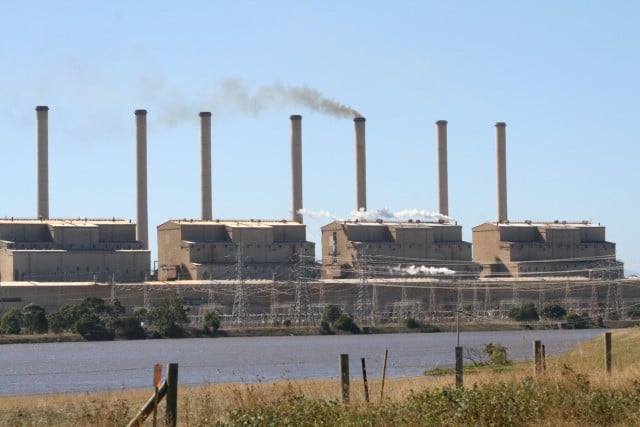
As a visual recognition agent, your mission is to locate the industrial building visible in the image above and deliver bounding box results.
[473,220,622,278]
[157,219,314,280]
[0,218,150,282]
[0,106,150,283]
[321,219,480,279]
[471,122,623,278]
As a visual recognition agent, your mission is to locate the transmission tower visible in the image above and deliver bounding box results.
[429,286,437,317]
[355,246,373,325]
[484,285,492,311]
[538,283,546,309]
[589,282,599,317]
[231,244,249,326]
[293,252,314,326]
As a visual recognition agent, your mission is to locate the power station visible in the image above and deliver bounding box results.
[0,105,630,324]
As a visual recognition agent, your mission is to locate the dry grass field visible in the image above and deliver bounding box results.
[1,329,640,426]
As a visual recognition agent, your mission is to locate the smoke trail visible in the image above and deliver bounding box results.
[217,79,361,118]
[349,208,454,222]
[390,265,456,276]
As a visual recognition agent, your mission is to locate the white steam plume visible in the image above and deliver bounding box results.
[297,208,335,220]
[349,208,454,222]
[390,265,456,276]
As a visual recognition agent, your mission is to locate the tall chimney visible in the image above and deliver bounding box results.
[496,122,508,223]
[436,120,448,217]
[200,112,213,221]
[135,109,149,249]
[36,106,49,219]
[354,117,367,212]
[290,115,303,223]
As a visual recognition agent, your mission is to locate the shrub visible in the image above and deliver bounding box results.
[333,314,361,334]
[0,308,23,334]
[405,317,420,329]
[483,342,510,366]
[74,314,115,341]
[203,309,222,336]
[147,294,190,337]
[22,303,48,334]
[540,303,567,320]
[508,303,539,321]
[322,304,342,325]
[113,316,146,339]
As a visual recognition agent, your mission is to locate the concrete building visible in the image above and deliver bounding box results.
[157,219,315,281]
[472,221,623,278]
[0,218,150,282]
[321,219,480,279]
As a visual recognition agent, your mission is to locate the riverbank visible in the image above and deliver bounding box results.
[2,318,625,344]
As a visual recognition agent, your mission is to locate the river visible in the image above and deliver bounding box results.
[0,329,604,396]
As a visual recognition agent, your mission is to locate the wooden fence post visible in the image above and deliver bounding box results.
[340,354,350,404]
[533,340,542,376]
[455,346,463,389]
[379,349,388,404]
[165,363,179,427]
[604,332,612,373]
[361,357,370,403]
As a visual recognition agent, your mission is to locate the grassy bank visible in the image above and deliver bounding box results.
[2,328,640,426]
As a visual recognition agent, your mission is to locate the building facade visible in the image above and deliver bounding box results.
[157,219,315,281]
[0,218,150,283]
[320,219,480,279]
[472,221,623,278]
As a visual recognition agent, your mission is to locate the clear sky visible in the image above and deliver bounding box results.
[2,1,639,273]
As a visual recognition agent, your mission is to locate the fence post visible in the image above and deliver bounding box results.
[455,346,463,389]
[340,354,350,404]
[604,332,612,373]
[165,363,179,427]
[361,357,370,403]
[379,349,388,404]
[533,340,542,376]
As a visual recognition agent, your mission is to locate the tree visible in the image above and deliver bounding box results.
[405,317,420,329]
[74,314,115,341]
[508,303,539,322]
[203,309,221,336]
[113,316,146,339]
[148,294,190,338]
[333,314,361,334]
[566,312,590,329]
[322,304,342,326]
[22,303,48,334]
[0,308,23,334]
[540,304,567,320]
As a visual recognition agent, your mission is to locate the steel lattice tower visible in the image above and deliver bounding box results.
[231,244,249,326]
[293,253,314,326]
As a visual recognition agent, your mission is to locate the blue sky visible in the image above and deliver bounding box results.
[1,1,639,272]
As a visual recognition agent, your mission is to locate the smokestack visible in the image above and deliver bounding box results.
[496,122,508,223]
[290,115,303,223]
[36,106,49,219]
[200,112,213,221]
[436,120,448,217]
[135,109,149,250]
[354,117,367,211]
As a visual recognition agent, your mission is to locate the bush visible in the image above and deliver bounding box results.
[74,315,115,341]
[405,317,420,329]
[147,294,190,337]
[508,303,539,321]
[322,304,342,325]
[484,342,510,366]
[22,303,48,334]
[0,308,23,334]
[333,314,361,334]
[203,309,221,336]
[566,312,590,329]
[113,316,146,339]
[540,303,567,320]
